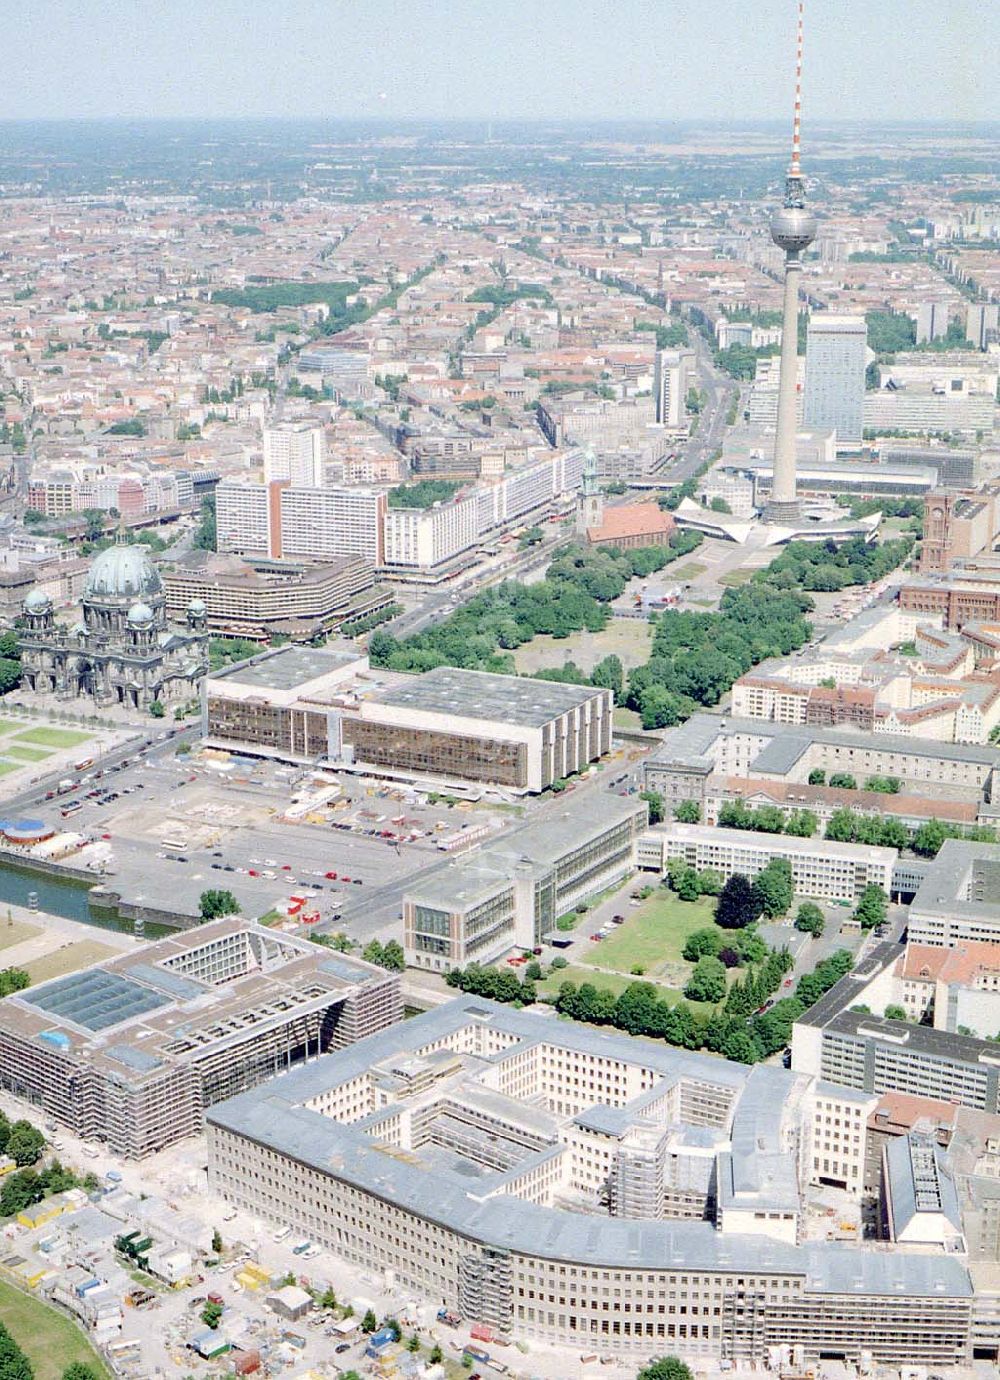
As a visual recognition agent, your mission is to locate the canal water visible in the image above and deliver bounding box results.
[0,860,172,938]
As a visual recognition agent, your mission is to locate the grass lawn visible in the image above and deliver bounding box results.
[0,762,19,777]
[538,964,636,999]
[513,619,653,675]
[0,720,22,736]
[0,1278,110,1380]
[15,727,91,749]
[612,707,643,731]
[718,568,755,587]
[582,893,718,974]
[0,919,41,951]
[4,745,54,762]
[25,940,117,984]
[670,561,707,580]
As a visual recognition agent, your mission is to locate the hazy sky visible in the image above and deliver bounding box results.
[4,0,996,124]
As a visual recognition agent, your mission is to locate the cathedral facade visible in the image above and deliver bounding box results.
[19,542,208,711]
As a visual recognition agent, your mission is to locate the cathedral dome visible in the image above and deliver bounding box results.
[187,597,206,616]
[85,544,162,601]
[24,587,52,613]
[127,601,154,626]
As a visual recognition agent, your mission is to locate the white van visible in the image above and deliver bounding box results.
[272,1225,291,1242]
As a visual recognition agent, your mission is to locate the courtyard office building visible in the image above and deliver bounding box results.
[208,1000,972,1368]
[0,919,401,1158]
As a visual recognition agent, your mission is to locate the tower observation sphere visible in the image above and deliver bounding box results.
[771,205,817,254]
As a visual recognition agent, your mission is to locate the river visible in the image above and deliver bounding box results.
[0,860,172,938]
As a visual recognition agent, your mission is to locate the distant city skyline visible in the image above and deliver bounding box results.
[5,0,996,124]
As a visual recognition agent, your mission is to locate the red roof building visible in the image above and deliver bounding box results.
[587,501,675,550]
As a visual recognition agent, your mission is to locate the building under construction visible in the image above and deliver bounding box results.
[0,918,401,1157]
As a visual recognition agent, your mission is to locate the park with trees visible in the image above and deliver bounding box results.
[367,522,916,740]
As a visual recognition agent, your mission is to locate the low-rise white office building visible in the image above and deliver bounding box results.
[637,822,896,902]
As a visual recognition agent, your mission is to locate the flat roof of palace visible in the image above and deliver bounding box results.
[369,666,605,726]
[212,644,361,690]
[207,998,971,1296]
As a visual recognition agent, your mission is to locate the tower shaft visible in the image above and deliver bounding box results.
[763,0,815,526]
[766,250,804,522]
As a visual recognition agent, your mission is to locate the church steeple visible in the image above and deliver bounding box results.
[577,447,604,534]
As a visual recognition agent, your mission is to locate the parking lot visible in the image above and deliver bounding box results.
[15,739,527,940]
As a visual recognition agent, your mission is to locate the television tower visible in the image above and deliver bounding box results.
[764,1,817,524]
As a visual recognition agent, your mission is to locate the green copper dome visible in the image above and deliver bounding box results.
[85,544,162,600]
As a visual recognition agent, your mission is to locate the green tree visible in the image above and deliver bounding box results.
[751,858,793,919]
[682,928,722,962]
[673,799,700,824]
[638,1358,693,1380]
[720,1027,761,1064]
[0,1167,42,1218]
[794,902,825,937]
[201,1301,223,1330]
[684,956,727,1004]
[381,940,406,971]
[79,508,106,541]
[697,868,723,896]
[0,660,22,695]
[865,775,901,794]
[6,1123,44,1167]
[148,700,165,719]
[591,654,624,701]
[63,1366,102,1380]
[211,1229,223,1255]
[429,1345,443,1365]
[733,928,768,966]
[0,969,29,998]
[363,939,385,967]
[361,1309,378,1334]
[198,889,240,921]
[675,866,701,902]
[785,809,818,838]
[854,883,888,931]
[828,772,857,790]
[912,818,948,857]
[0,1322,34,1380]
[193,495,217,551]
[884,1004,907,1021]
[807,768,826,785]
[639,789,665,825]
[716,873,759,930]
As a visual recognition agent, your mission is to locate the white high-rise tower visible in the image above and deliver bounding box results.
[262,421,326,488]
[764,1,817,525]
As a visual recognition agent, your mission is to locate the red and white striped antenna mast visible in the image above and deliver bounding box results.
[785,1,806,206]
